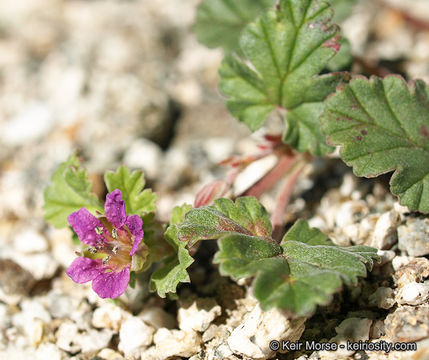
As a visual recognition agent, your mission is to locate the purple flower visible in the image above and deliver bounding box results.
[66,189,145,298]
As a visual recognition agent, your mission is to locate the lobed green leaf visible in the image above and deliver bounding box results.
[193,0,275,53]
[321,75,429,213]
[43,154,103,228]
[104,166,157,216]
[219,0,345,155]
[177,197,272,246]
[150,204,194,297]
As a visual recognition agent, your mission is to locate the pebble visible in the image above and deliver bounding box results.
[14,253,59,280]
[56,321,80,352]
[0,258,35,305]
[13,228,49,253]
[370,211,399,249]
[178,297,222,332]
[76,329,113,353]
[139,307,176,330]
[1,103,54,146]
[123,138,163,179]
[118,316,154,357]
[98,348,124,360]
[92,303,130,331]
[368,287,395,309]
[334,317,373,341]
[396,281,429,306]
[398,218,429,256]
[334,200,368,227]
[385,305,429,342]
[227,304,306,359]
[154,328,201,358]
[35,342,63,360]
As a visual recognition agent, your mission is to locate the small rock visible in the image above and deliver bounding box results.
[76,329,113,353]
[92,303,130,331]
[12,299,51,338]
[376,250,395,266]
[98,348,124,360]
[1,103,54,146]
[334,201,369,227]
[0,258,35,304]
[154,328,201,358]
[203,137,234,164]
[368,287,395,309]
[394,258,429,286]
[391,255,412,271]
[370,211,399,249]
[14,253,59,280]
[396,281,429,306]
[118,316,154,357]
[334,318,373,342]
[35,342,63,360]
[13,228,48,253]
[370,319,385,339]
[398,217,429,256]
[385,305,429,342]
[139,307,176,330]
[178,298,222,332]
[56,321,80,352]
[123,138,163,179]
[227,304,306,359]
[29,318,44,347]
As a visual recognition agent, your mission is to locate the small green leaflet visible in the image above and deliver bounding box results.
[321,75,429,213]
[43,154,103,228]
[104,166,156,216]
[177,198,379,316]
[219,0,345,155]
[177,197,272,246]
[193,0,275,53]
[150,204,194,297]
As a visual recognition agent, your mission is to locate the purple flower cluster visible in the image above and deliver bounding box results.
[66,189,144,298]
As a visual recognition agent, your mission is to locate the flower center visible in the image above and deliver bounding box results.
[86,223,134,270]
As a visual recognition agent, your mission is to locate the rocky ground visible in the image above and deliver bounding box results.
[0,0,428,359]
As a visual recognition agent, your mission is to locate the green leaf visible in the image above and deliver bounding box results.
[150,204,194,297]
[177,197,272,246]
[281,219,333,245]
[329,0,356,23]
[219,0,345,154]
[43,154,103,228]
[193,0,275,53]
[321,75,429,213]
[211,215,379,316]
[283,103,334,155]
[105,166,157,216]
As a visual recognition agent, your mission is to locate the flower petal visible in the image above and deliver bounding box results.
[68,208,105,246]
[105,189,127,228]
[125,215,143,256]
[92,267,130,298]
[66,257,102,284]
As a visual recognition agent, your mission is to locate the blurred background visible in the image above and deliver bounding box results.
[0,0,428,358]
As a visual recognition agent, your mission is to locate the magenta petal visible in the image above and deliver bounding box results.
[125,215,143,256]
[105,189,127,228]
[66,257,102,284]
[92,267,130,298]
[68,208,105,246]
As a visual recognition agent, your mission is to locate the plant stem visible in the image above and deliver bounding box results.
[271,159,308,242]
[240,153,297,198]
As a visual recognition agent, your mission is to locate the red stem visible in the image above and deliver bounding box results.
[239,153,297,198]
[271,161,307,242]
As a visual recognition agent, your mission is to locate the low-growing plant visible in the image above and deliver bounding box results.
[44,0,428,318]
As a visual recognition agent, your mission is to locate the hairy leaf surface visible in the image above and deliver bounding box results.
[44,154,103,228]
[321,76,429,212]
[105,166,156,216]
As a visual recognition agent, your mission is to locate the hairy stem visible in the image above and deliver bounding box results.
[271,159,308,242]
[240,152,297,198]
